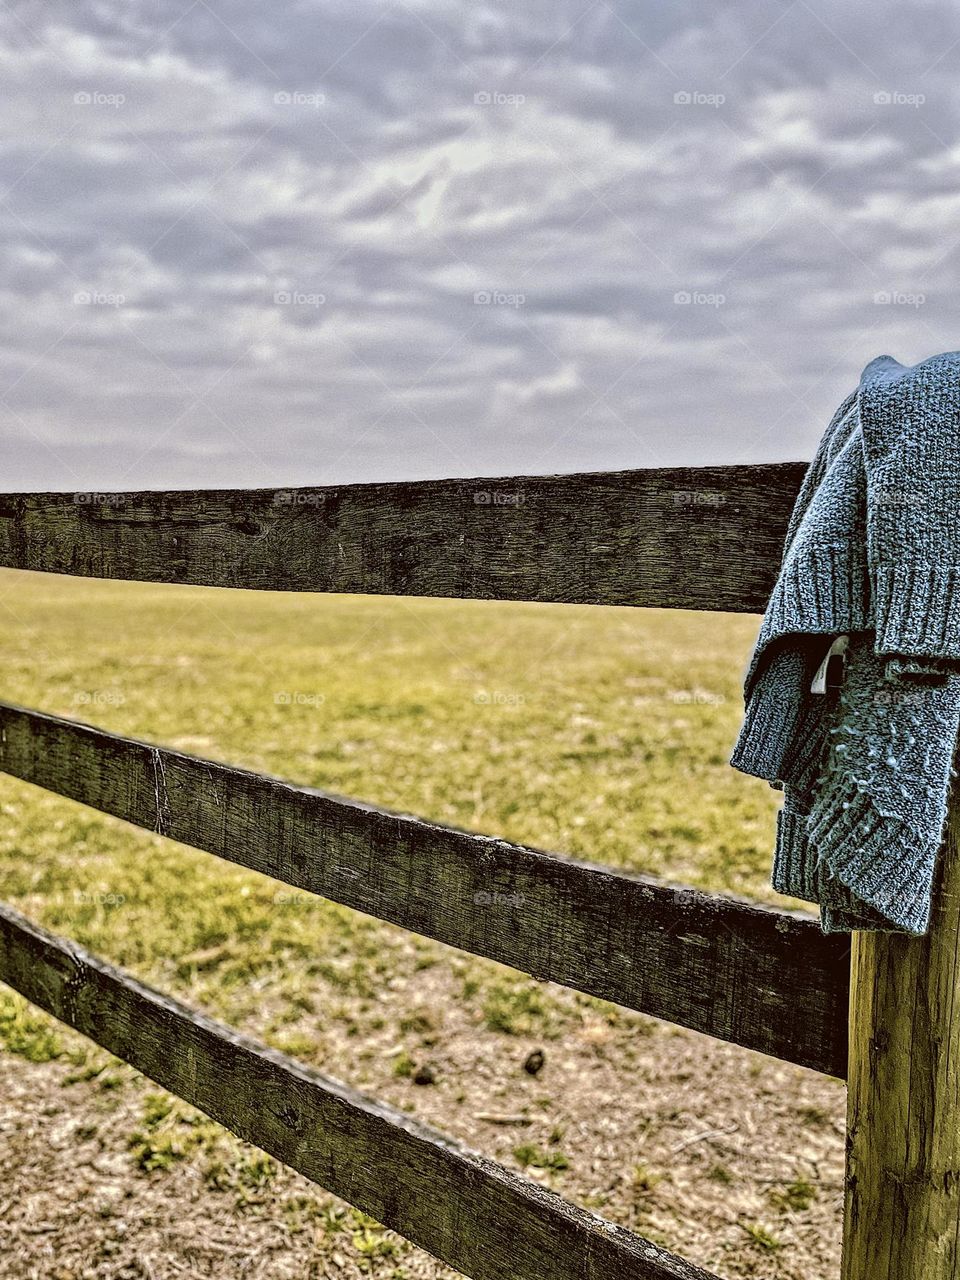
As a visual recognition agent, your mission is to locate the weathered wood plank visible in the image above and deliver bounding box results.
[0,463,806,611]
[0,901,718,1280]
[842,795,960,1278]
[0,702,850,1075]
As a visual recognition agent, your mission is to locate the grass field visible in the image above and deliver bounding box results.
[0,570,842,1280]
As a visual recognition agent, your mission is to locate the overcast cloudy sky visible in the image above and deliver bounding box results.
[2,0,959,490]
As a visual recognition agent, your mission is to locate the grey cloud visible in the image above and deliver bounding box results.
[2,0,960,489]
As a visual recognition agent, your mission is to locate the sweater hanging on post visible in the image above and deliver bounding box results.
[731,351,960,935]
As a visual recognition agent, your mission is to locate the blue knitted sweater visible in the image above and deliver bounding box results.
[731,352,960,934]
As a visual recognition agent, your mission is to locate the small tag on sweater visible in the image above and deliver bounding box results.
[811,635,849,694]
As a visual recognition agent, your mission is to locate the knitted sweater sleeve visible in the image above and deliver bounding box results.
[858,352,960,667]
[780,388,858,565]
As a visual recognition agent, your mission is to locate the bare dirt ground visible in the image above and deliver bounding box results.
[0,588,845,1278]
[0,985,845,1280]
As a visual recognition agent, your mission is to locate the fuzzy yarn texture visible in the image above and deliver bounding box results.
[731,351,960,934]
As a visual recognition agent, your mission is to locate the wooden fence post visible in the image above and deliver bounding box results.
[842,794,960,1279]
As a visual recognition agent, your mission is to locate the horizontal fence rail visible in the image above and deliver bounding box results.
[0,463,806,612]
[0,901,718,1280]
[0,702,850,1076]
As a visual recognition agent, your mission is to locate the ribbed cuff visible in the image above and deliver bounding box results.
[874,563,960,662]
[780,707,830,792]
[730,687,797,780]
[819,899,893,934]
[772,800,820,903]
[757,543,871,650]
[805,778,937,935]
[819,880,901,931]
[817,862,899,933]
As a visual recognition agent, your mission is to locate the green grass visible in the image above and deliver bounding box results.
[512,1143,571,1173]
[482,977,559,1036]
[0,569,787,1054]
[740,1221,784,1252]
[770,1177,818,1213]
[0,991,63,1062]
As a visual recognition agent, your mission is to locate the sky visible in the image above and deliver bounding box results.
[2,0,960,491]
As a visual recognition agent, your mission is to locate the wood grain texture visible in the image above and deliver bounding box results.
[0,701,850,1076]
[0,463,806,611]
[0,901,719,1280]
[842,799,960,1279]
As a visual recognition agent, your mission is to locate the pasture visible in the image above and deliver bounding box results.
[0,569,843,1279]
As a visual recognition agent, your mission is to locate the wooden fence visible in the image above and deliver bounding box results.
[0,464,955,1279]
